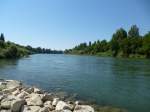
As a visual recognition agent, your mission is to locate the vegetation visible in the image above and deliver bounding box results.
[65,25,150,58]
[0,33,63,59]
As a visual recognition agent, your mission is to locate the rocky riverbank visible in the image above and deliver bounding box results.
[0,79,95,112]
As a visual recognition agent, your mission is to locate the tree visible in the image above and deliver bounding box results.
[0,33,5,48]
[4,45,19,58]
[115,28,127,41]
[128,25,139,38]
[142,32,150,58]
[127,25,141,54]
[111,34,119,57]
[89,41,91,47]
[0,33,5,42]
[121,38,131,57]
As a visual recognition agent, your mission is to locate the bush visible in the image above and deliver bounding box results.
[4,45,19,58]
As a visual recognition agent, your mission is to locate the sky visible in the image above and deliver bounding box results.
[0,0,150,50]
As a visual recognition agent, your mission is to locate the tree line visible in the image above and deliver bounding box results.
[65,25,150,58]
[0,34,63,59]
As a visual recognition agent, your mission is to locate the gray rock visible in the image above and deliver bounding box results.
[56,101,74,110]
[17,91,29,99]
[42,93,53,102]
[1,97,13,109]
[52,110,72,112]
[44,101,52,106]
[12,89,20,96]
[21,105,30,112]
[39,106,50,112]
[34,87,42,94]
[21,105,41,112]
[24,87,34,94]
[6,80,21,90]
[29,106,41,112]
[11,98,25,112]
[0,95,5,101]
[74,105,94,112]
[1,100,12,109]
[52,98,59,106]
[44,101,55,111]
[26,93,43,106]
[0,110,11,112]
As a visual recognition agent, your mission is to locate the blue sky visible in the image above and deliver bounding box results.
[0,0,150,50]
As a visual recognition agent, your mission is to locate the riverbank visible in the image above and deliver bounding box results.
[0,79,127,112]
[65,52,146,59]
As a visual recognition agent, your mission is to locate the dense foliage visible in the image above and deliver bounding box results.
[65,25,150,58]
[0,34,63,59]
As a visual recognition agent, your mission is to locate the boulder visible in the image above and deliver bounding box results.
[21,105,30,112]
[11,98,25,112]
[39,106,50,112]
[52,98,59,106]
[12,89,20,96]
[1,98,12,109]
[42,93,53,101]
[34,87,42,94]
[74,105,94,112]
[26,93,43,106]
[44,101,52,106]
[0,110,11,112]
[29,106,41,112]
[0,94,5,101]
[17,91,29,99]
[52,110,72,112]
[6,80,21,90]
[21,105,41,112]
[44,101,55,111]
[56,101,74,110]
[1,100,12,109]
[24,87,34,94]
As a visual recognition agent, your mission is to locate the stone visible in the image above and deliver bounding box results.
[21,105,30,112]
[30,106,41,112]
[42,93,53,102]
[39,106,50,112]
[52,98,59,106]
[62,110,72,112]
[6,80,21,90]
[0,96,16,110]
[1,100,12,109]
[17,91,29,99]
[52,110,72,112]
[21,105,41,112]
[34,87,42,94]
[26,93,43,106]
[0,95,5,101]
[24,87,34,94]
[74,105,94,112]
[44,101,52,106]
[0,110,11,112]
[44,101,55,111]
[11,98,25,112]
[56,101,74,110]
[0,81,7,86]
[12,89,20,96]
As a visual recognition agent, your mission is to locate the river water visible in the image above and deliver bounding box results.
[0,54,150,112]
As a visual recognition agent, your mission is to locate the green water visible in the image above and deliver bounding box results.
[0,54,150,112]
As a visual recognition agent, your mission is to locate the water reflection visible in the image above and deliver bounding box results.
[0,59,18,68]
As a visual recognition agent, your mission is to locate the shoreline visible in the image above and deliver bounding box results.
[0,79,127,112]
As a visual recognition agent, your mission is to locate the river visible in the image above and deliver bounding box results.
[0,54,150,112]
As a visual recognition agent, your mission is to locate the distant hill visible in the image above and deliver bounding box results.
[0,33,63,59]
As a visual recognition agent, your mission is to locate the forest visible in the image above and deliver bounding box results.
[0,34,63,59]
[65,25,150,58]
